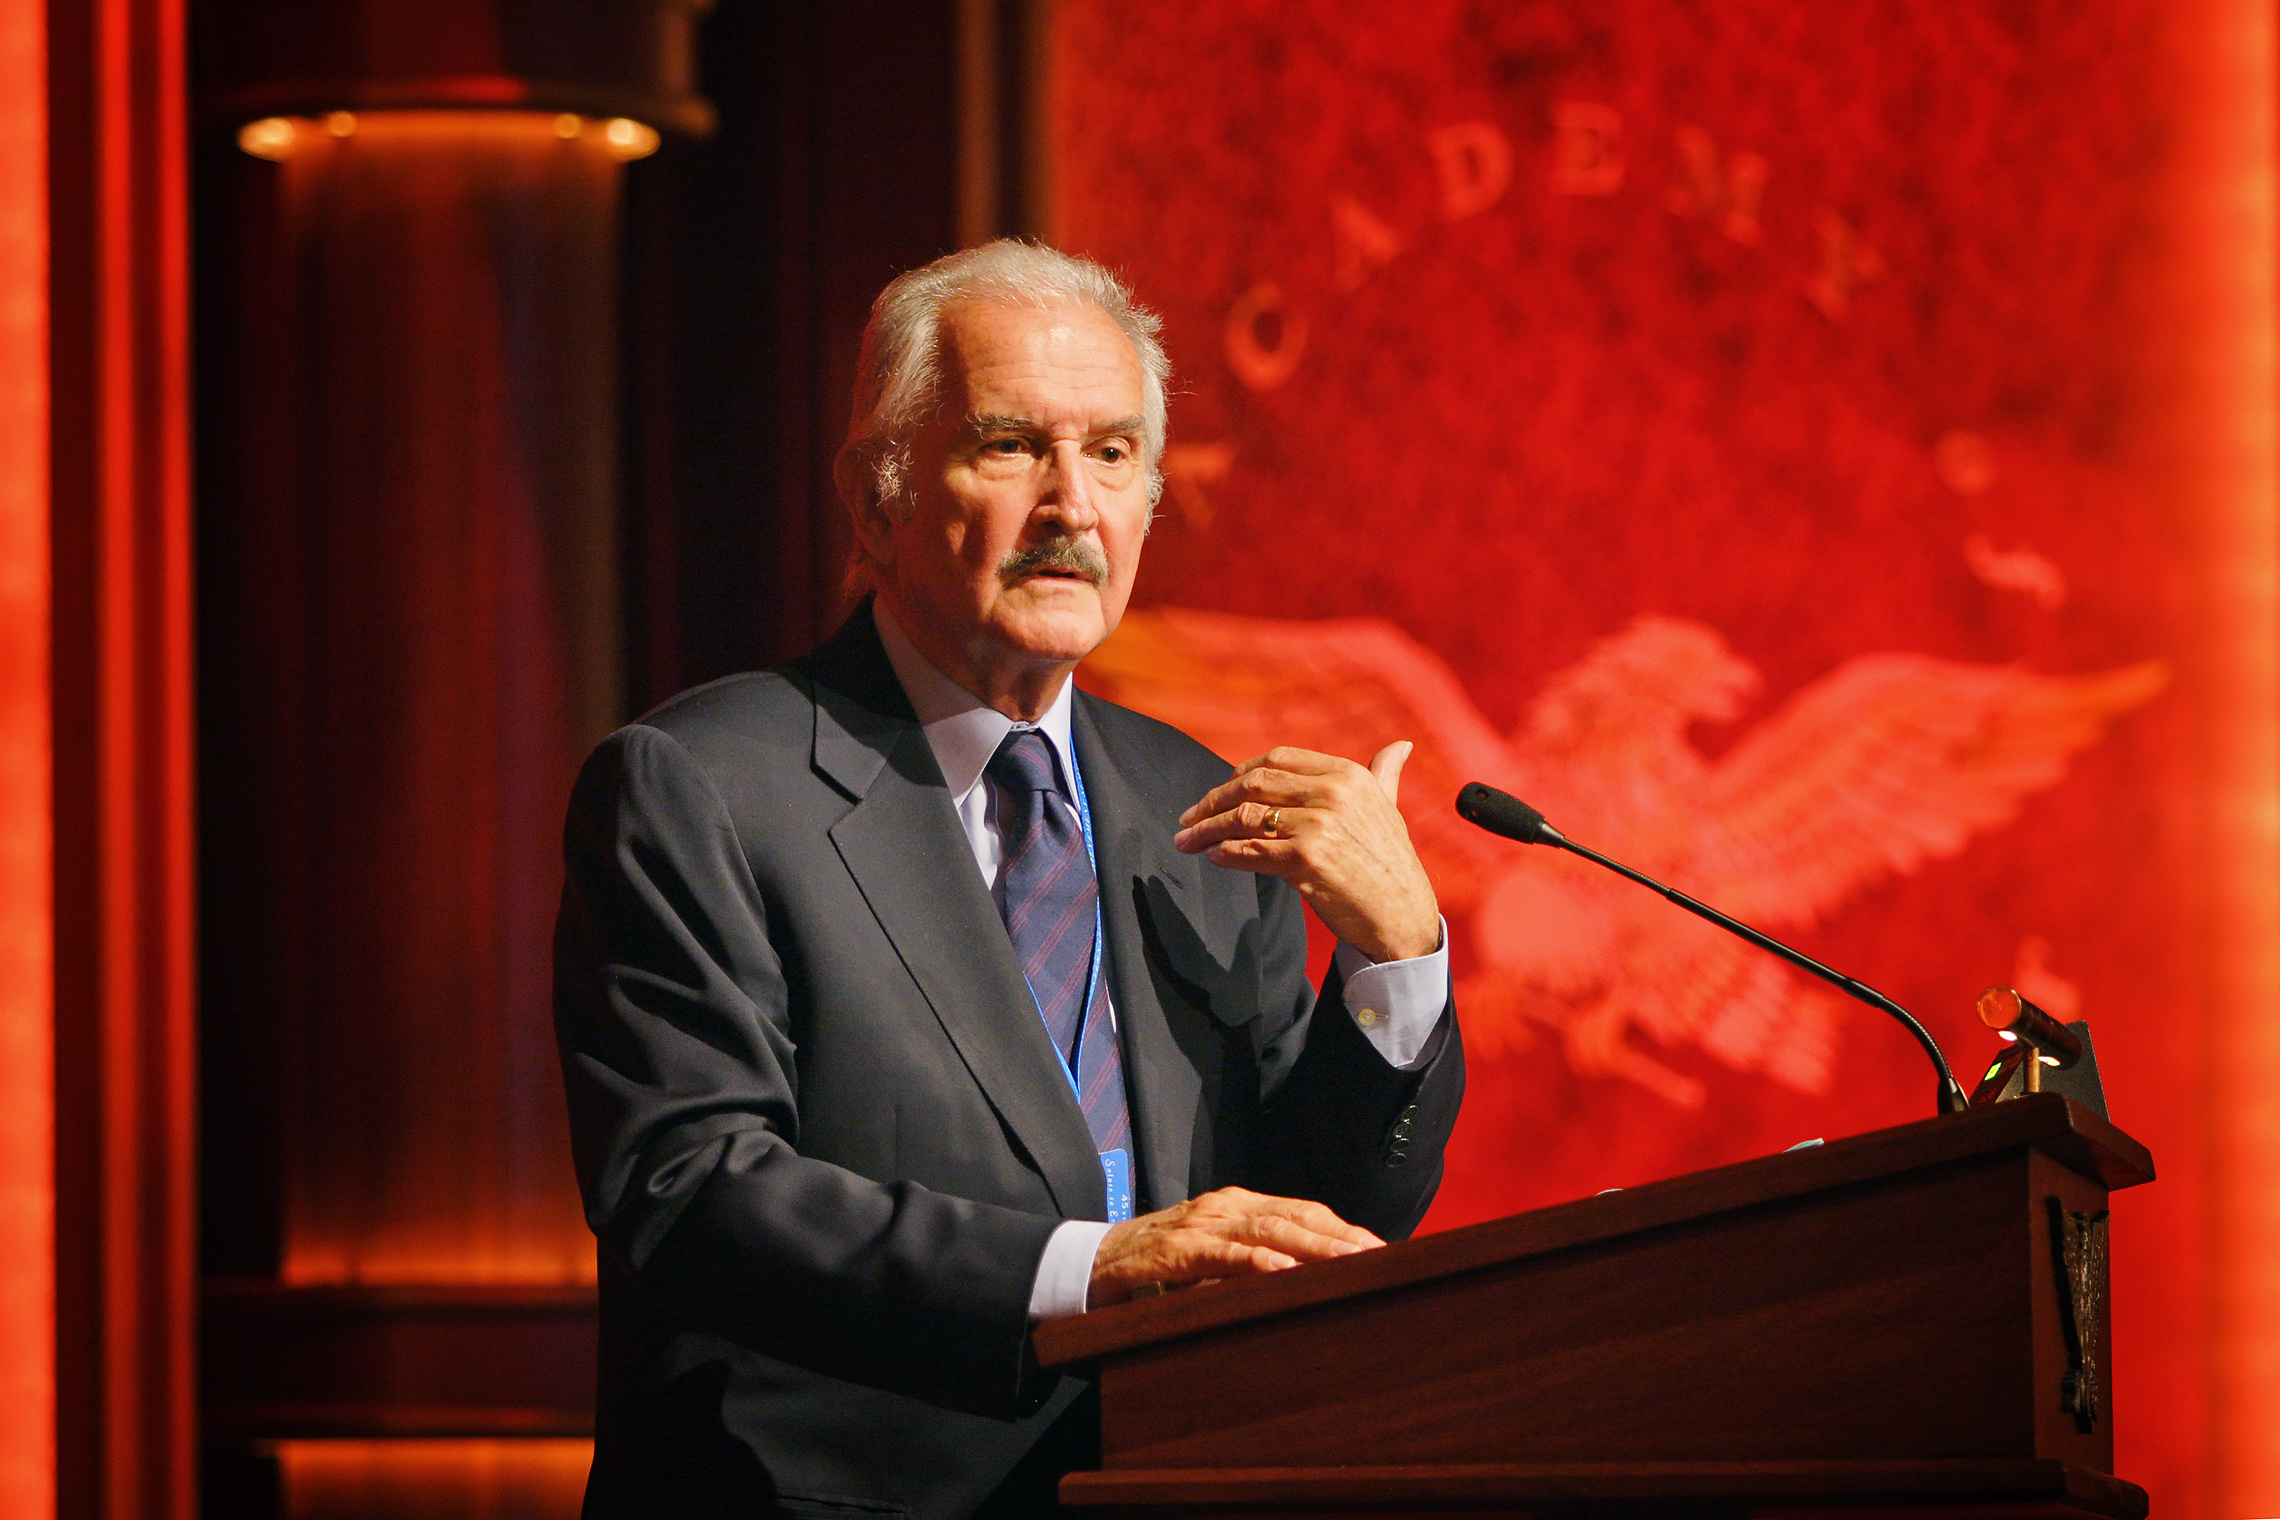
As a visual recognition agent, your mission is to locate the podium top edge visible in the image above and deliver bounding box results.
[1033,1094,2151,1372]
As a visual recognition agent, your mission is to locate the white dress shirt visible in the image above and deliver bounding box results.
[872,604,1450,1319]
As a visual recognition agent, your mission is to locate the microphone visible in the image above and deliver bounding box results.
[1975,986,2081,1068]
[1456,782,1972,1116]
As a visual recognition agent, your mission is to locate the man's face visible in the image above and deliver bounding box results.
[866,299,1151,683]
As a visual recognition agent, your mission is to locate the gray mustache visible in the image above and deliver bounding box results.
[999,537,1108,586]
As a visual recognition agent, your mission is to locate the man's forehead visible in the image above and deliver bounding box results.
[937,298,1142,391]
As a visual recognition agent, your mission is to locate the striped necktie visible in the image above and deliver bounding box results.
[986,729,1131,1159]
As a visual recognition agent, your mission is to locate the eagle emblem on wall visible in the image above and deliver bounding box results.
[1081,611,2166,1108]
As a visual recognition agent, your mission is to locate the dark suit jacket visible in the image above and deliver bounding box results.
[554,606,1463,1520]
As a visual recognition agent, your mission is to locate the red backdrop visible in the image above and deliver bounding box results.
[1052,4,2280,1515]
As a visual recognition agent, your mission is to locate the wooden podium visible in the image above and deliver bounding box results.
[1032,1093,2152,1518]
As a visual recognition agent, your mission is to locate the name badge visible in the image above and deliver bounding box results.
[1100,1148,1133,1224]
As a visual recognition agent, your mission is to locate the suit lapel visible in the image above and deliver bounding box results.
[1073,697,1203,1214]
[808,611,1106,1221]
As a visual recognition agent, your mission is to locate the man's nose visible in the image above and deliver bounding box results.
[1034,439,1100,531]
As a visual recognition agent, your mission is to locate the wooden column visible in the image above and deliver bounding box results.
[237,112,627,1292]
[48,0,198,1515]
[196,106,646,1450]
[192,4,709,1515]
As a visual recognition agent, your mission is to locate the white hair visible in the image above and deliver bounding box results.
[838,240,1171,525]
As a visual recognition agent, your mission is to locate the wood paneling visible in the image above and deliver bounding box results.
[203,1283,596,1439]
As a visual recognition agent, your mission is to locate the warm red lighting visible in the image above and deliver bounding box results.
[2189,2,2280,1510]
[237,110,663,167]
[236,116,295,161]
[1048,3,2280,1515]
[0,2,50,1515]
[282,1246,596,1291]
[600,117,659,161]
[278,1440,592,1516]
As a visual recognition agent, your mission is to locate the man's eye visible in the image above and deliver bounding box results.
[1097,444,1128,464]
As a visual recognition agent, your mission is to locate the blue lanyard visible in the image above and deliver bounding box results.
[1067,739,1107,1072]
[1062,740,1131,1222]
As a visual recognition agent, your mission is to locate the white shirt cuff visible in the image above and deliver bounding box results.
[1027,1218,1115,1322]
[1332,916,1451,1071]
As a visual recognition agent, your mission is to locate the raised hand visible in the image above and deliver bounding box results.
[1173,741,1440,963]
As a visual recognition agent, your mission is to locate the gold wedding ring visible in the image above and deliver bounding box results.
[1263,807,1284,838]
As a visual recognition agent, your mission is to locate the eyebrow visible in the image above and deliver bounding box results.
[959,413,1148,444]
[960,414,1036,441]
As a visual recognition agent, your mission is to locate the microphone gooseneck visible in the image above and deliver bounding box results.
[1456,782,1972,1117]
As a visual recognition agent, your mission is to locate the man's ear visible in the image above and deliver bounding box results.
[833,445,894,567]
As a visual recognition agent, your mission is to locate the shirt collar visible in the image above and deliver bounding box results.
[872,599,1079,801]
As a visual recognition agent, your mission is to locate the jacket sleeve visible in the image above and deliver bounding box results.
[1245,873,1465,1241]
[553,723,1061,1417]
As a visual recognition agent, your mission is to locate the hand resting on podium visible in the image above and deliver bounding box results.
[1087,1186,1385,1309]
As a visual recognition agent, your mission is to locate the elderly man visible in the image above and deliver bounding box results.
[555,241,1463,1519]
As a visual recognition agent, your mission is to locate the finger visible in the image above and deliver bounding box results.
[1172,1236,1297,1278]
[1368,740,1414,805]
[1246,1213,1373,1261]
[1261,1198,1385,1249]
[1198,838,1304,875]
[1101,1242,1286,1302]
[1178,768,1330,827]
[1249,1194,1386,1257]
[1176,801,1309,851]
[1229,746,1345,779]
[1258,1203,1377,1248]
